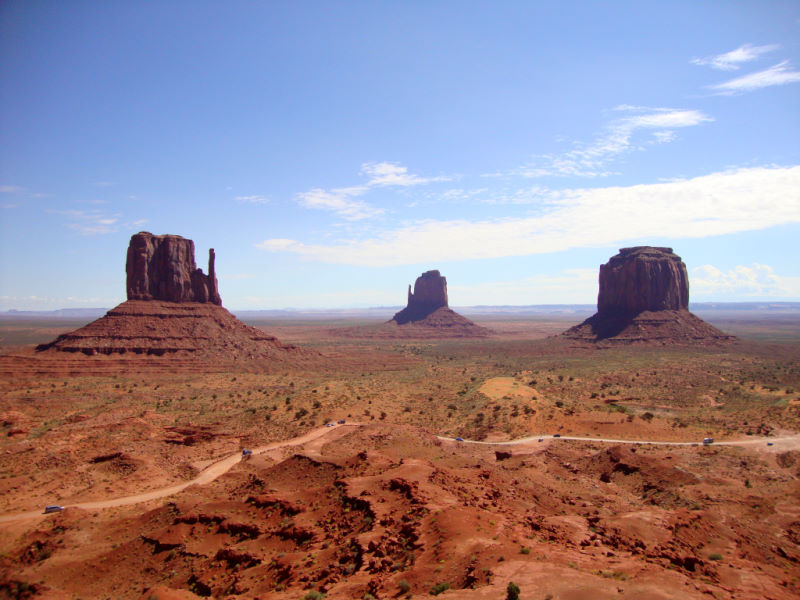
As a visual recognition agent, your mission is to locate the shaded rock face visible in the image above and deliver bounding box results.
[561,247,734,344]
[126,232,221,305]
[393,270,449,324]
[598,247,689,314]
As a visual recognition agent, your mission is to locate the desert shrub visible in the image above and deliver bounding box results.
[506,581,521,600]
[303,592,326,600]
[709,553,723,561]
[397,579,411,593]
[641,412,654,421]
[429,582,449,595]
[520,546,530,554]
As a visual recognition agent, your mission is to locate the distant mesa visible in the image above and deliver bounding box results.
[392,270,449,324]
[330,269,490,338]
[562,246,735,344]
[36,232,304,361]
[386,270,490,337]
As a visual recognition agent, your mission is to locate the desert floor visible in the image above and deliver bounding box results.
[1,313,798,599]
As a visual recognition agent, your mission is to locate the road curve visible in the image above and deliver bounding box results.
[0,422,360,524]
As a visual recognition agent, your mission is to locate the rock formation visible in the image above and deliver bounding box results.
[598,247,688,313]
[392,270,449,324]
[562,247,734,344]
[36,233,306,362]
[126,232,220,304]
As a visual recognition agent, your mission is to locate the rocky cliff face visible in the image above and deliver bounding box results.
[598,247,688,314]
[393,270,449,324]
[126,232,221,305]
[562,246,733,344]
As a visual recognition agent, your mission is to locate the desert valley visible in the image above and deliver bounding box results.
[0,234,798,600]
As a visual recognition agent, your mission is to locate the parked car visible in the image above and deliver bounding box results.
[337,419,346,424]
[702,437,714,445]
[767,442,774,446]
[455,437,464,442]
[44,505,64,514]
[241,449,252,458]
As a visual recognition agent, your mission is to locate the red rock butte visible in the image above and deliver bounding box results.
[562,246,735,344]
[35,232,304,361]
[388,270,489,337]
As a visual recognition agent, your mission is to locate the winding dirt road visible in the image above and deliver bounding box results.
[3,423,796,525]
[0,422,360,525]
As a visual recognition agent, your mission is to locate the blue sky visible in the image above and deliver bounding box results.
[1,1,799,310]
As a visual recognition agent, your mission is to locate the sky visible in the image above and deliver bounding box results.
[1,1,799,311]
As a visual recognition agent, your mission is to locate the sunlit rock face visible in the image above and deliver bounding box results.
[126,232,221,305]
[598,246,689,314]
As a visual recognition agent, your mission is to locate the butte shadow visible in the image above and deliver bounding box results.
[35,232,307,362]
[561,247,735,345]
[332,270,490,339]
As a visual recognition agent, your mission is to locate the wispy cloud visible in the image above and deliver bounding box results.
[691,43,778,71]
[51,209,121,235]
[0,185,25,194]
[509,107,712,178]
[708,61,800,94]
[235,195,270,205]
[257,165,800,266]
[295,161,452,220]
[692,263,800,298]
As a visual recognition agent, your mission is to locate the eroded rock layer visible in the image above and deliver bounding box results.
[392,270,449,324]
[126,232,221,305]
[35,301,303,360]
[563,247,734,344]
[598,246,688,313]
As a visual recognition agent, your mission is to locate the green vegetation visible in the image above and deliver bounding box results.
[506,581,521,600]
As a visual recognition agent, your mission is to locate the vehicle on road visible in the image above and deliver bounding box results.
[326,422,335,427]
[553,434,561,438]
[337,419,346,424]
[44,505,64,514]
[538,438,543,442]
[455,437,464,442]
[702,437,714,445]
[241,449,252,458]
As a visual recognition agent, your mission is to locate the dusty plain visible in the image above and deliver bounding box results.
[1,311,799,600]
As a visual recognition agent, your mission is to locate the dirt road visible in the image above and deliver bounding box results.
[437,432,800,449]
[0,422,360,524]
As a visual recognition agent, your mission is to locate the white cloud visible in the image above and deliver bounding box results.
[295,162,452,220]
[513,107,712,178]
[0,185,24,194]
[49,209,120,235]
[50,209,142,235]
[691,43,778,71]
[692,263,800,298]
[257,165,800,266]
[709,61,800,94]
[235,195,270,205]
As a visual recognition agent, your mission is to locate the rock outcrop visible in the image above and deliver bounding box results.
[36,233,307,362]
[598,247,688,313]
[126,232,220,305]
[392,270,449,324]
[562,247,734,344]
